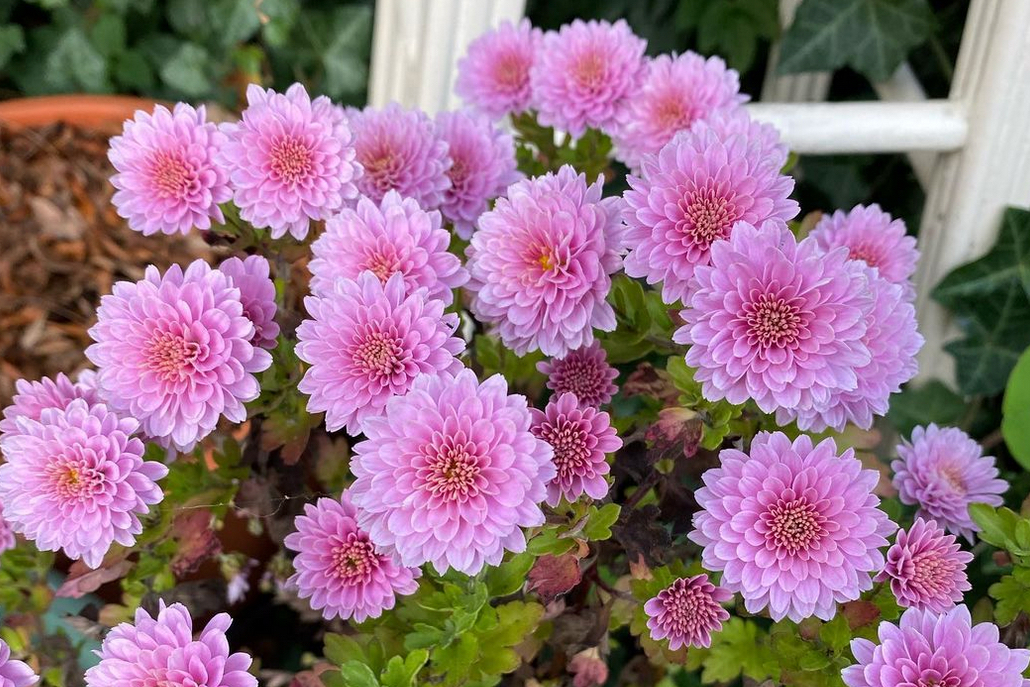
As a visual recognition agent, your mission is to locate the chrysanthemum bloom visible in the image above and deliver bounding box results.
[537,341,619,407]
[623,122,799,305]
[435,110,521,239]
[841,605,1030,687]
[892,424,1007,541]
[675,223,872,414]
[307,191,467,303]
[108,103,230,236]
[691,432,896,622]
[568,648,608,687]
[698,106,789,171]
[0,502,14,556]
[613,52,746,171]
[284,493,420,622]
[296,271,464,435]
[530,393,620,507]
[645,574,731,650]
[776,265,923,432]
[466,166,623,357]
[86,260,271,453]
[0,399,167,568]
[0,639,36,687]
[875,517,972,613]
[350,369,556,574]
[347,103,451,208]
[531,19,646,137]
[0,372,98,439]
[455,19,542,119]
[218,255,280,350]
[85,602,256,687]
[218,83,360,240]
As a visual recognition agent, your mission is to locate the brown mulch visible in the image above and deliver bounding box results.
[0,121,212,408]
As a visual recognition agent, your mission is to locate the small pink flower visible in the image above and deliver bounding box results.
[0,501,14,557]
[645,575,731,650]
[456,19,542,119]
[0,372,98,439]
[217,255,280,350]
[537,341,619,408]
[568,648,608,687]
[876,517,972,613]
[0,639,37,687]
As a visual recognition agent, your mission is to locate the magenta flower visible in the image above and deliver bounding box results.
[613,52,746,171]
[466,166,623,357]
[456,19,542,119]
[285,493,420,622]
[691,432,895,622]
[109,103,230,236]
[537,341,619,408]
[296,271,464,435]
[530,393,620,507]
[531,20,646,137]
[675,223,872,414]
[85,601,256,687]
[0,372,98,439]
[350,369,555,575]
[435,109,521,239]
[842,605,1030,687]
[0,399,167,569]
[623,122,799,305]
[0,639,36,687]
[218,255,280,350]
[347,103,452,209]
[892,424,1007,541]
[876,517,972,613]
[645,575,731,650]
[0,501,13,556]
[86,260,271,453]
[307,191,467,303]
[218,83,360,240]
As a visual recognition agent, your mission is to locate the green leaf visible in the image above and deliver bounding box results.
[934,208,1030,304]
[259,0,300,46]
[432,632,477,686]
[777,0,934,82]
[484,552,534,596]
[582,503,621,541]
[970,503,1026,553]
[1003,346,1030,470]
[702,618,776,683]
[208,0,262,47]
[819,614,853,653]
[160,42,213,96]
[989,566,1030,625]
[338,661,381,687]
[45,26,110,92]
[325,634,368,666]
[322,5,372,97]
[0,24,26,70]
[886,380,966,437]
[526,527,575,556]
[380,650,429,687]
[89,13,126,57]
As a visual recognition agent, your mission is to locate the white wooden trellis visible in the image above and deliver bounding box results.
[368,0,1030,388]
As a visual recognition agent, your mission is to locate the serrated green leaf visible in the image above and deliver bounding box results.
[582,503,621,541]
[380,649,428,687]
[433,632,477,686]
[339,661,380,687]
[989,566,1030,625]
[527,527,575,556]
[1003,347,1030,470]
[325,634,368,666]
[818,614,852,653]
[484,552,534,596]
[702,618,776,683]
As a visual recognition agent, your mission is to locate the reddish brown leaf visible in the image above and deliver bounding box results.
[842,600,882,629]
[170,509,222,576]
[646,407,703,461]
[527,553,582,602]
[56,559,134,598]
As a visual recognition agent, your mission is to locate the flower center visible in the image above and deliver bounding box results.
[47,458,101,502]
[763,498,826,554]
[146,332,201,382]
[495,55,527,89]
[847,242,881,268]
[420,439,482,503]
[535,246,565,273]
[660,580,720,632]
[363,251,402,283]
[937,464,966,494]
[678,190,736,248]
[269,136,314,185]
[555,360,603,401]
[574,51,606,90]
[363,148,403,194]
[331,534,379,583]
[448,156,469,189]
[916,671,960,687]
[656,97,689,131]
[744,294,803,349]
[353,331,404,377]
[539,420,592,480]
[151,151,195,199]
[909,550,958,594]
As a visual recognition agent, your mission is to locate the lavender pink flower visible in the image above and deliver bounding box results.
[892,424,1007,541]
[691,432,896,622]
[350,368,555,575]
[284,493,420,622]
[0,640,36,687]
[0,372,98,439]
[307,190,467,303]
[86,260,271,453]
[644,575,731,650]
[842,605,1030,687]
[218,255,280,350]
[296,271,464,436]
[109,103,230,236]
[530,392,620,507]
[876,517,973,613]
[531,19,646,137]
[0,399,167,569]
[218,83,360,240]
[0,502,13,557]
[537,341,619,408]
[455,19,542,119]
[466,166,623,357]
[697,106,789,171]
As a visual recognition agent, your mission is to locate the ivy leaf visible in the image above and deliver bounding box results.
[0,24,25,70]
[1003,347,1030,470]
[321,5,373,98]
[777,0,934,82]
[160,43,213,96]
[886,380,966,437]
[989,567,1030,626]
[934,208,1030,303]
[208,0,262,47]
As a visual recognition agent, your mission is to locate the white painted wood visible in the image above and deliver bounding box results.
[872,63,937,188]
[914,0,1030,386]
[760,0,832,103]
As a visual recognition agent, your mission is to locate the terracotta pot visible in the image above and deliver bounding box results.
[0,94,157,131]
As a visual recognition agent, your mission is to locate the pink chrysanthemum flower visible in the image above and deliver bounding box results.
[218,255,280,350]
[623,122,799,305]
[285,493,420,622]
[691,432,896,622]
[0,399,167,569]
[811,204,919,296]
[85,601,256,687]
[86,260,271,453]
[218,83,360,240]
[435,109,521,239]
[697,107,789,171]
[0,501,14,556]
[675,223,872,414]
[537,341,619,408]
[351,369,555,575]
[842,606,1030,687]
[108,103,230,237]
[307,191,467,303]
[613,52,746,171]
[0,639,36,687]
[347,103,451,209]
[892,424,1007,541]
[876,517,972,613]
[455,19,542,119]
[466,166,623,357]
[645,574,731,650]
[0,372,98,439]
[530,393,620,507]
[296,271,464,435]
[776,265,923,432]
